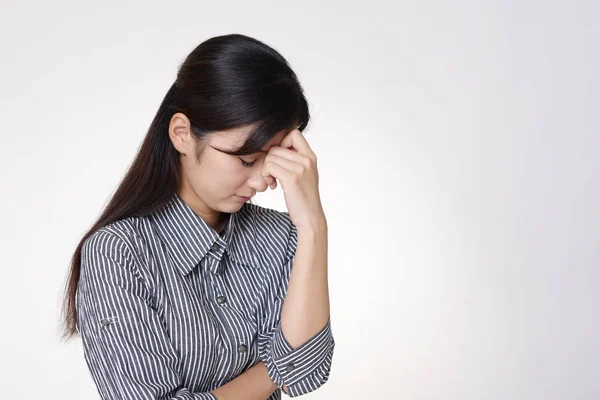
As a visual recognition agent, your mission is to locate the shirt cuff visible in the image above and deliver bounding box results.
[268,317,334,397]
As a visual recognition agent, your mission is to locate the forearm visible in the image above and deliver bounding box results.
[210,361,277,400]
[280,220,330,348]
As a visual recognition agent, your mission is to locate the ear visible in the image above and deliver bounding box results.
[169,112,194,154]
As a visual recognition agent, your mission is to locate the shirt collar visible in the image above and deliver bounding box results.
[150,192,260,276]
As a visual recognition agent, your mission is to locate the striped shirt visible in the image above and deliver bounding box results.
[76,192,334,399]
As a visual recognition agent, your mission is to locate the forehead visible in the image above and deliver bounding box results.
[210,125,289,151]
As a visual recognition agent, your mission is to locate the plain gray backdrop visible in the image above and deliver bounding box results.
[0,0,598,398]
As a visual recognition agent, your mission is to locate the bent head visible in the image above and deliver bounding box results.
[169,113,293,213]
[162,33,309,215]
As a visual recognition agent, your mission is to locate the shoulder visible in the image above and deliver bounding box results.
[79,219,155,314]
[244,202,292,226]
[243,202,296,237]
[241,202,298,263]
[84,217,146,255]
[81,216,151,278]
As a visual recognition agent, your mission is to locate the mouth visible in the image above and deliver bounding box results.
[235,195,251,202]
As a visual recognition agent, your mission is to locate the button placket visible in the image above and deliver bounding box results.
[211,280,236,341]
[208,251,253,359]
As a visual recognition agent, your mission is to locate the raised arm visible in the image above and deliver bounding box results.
[258,220,335,397]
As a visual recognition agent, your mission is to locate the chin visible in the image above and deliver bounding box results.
[220,198,246,212]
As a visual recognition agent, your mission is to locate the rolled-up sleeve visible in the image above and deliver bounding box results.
[257,219,335,397]
[77,230,217,400]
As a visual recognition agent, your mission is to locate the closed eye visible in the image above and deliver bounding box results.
[240,158,257,168]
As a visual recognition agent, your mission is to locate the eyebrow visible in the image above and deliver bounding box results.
[210,145,269,155]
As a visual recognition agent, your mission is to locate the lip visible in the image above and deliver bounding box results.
[235,195,251,202]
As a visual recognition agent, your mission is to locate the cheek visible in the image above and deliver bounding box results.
[215,163,251,191]
[200,153,253,192]
[230,169,251,187]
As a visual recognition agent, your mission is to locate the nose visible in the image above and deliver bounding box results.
[246,164,270,194]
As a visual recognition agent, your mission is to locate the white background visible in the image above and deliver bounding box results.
[0,0,598,398]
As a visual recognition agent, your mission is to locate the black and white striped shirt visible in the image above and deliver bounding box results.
[76,192,334,399]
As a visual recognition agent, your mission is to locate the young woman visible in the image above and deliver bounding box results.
[60,33,334,400]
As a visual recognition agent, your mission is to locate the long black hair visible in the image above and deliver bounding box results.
[60,33,310,341]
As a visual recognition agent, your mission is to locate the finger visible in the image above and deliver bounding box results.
[279,129,298,149]
[267,146,310,164]
[264,159,294,186]
[266,154,304,175]
[265,175,277,190]
[279,129,314,158]
[260,164,279,188]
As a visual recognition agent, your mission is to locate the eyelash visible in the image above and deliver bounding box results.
[240,158,257,168]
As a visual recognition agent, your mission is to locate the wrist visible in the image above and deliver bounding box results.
[296,217,327,234]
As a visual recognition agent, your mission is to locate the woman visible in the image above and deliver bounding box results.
[60,33,334,400]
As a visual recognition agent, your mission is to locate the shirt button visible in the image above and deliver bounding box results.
[211,243,220,251]
[100,318,111,326]
[286,363,295,373]
[238,344,247,353]
[216,295,226,304]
